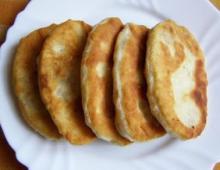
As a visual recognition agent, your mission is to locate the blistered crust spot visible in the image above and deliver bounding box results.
[54,79,72,101]
[96,62,107,78]
[52,43,65,54]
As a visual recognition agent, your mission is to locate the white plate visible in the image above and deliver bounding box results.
[0,0,220,169]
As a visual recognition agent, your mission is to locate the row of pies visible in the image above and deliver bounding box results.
[12,18,207,145]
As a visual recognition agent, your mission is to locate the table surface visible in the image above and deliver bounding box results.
[0,0,219,169]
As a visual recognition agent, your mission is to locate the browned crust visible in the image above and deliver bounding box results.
[81,18,130,145]
[12,24,61,139]
[146,20,208,139]
[113,23,165,141]
[190,59,207,133]
[39,20,96,144]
